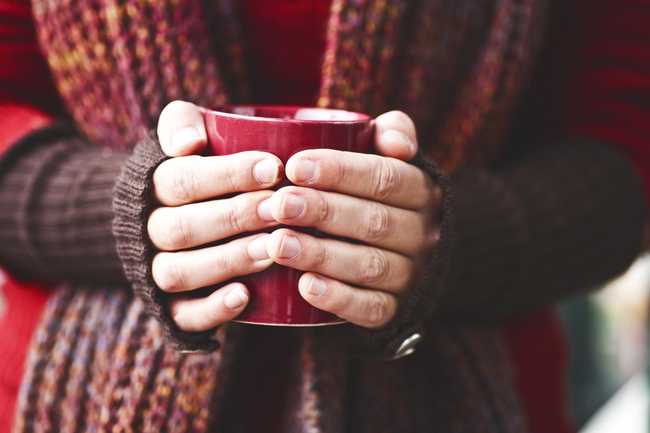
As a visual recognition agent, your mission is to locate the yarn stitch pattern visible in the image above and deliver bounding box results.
[14,0,548,430]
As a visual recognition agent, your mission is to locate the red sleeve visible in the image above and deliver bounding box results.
[544,0,650,207]
[0,0,61,157]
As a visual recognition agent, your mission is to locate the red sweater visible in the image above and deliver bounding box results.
[1,1,650,432]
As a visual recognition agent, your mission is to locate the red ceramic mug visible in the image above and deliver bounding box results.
[204,105,374,326]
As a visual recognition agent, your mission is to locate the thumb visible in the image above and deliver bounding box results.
[373,110,418,162]
[157,100,208,157]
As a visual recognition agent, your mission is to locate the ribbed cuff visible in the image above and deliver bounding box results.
[0,124,128,283]
[112,132,221,352]
[438,138,647,318]
[351,151,454,359]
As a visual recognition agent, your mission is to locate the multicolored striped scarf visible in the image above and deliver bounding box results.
[15,0,548,431]
[31,0,547,173]
[15,286,529,432]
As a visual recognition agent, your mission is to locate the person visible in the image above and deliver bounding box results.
[0,0,648,431]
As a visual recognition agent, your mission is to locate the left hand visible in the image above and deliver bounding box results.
[266,111,443,329]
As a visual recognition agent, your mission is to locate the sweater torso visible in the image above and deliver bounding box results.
[3,0,552,432]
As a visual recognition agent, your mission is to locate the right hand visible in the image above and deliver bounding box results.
[148,101,283,333]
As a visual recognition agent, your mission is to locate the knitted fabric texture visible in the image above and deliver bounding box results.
[29,0,232,149]
[13,287,239,433]
[27,0,548,352]
[13,287,527,432]
[111,132,454,357]
[31,0,548,172]
[439,139,647,317]
[0,124,128,284]
[13,0,551,430]
[353,151,454,358]
[112,132,220,352]
[318,0,548,172]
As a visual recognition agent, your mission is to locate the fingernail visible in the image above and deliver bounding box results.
[247,235,270,260]
[280,193,304,219]
[257,199,275,222]
[171,127,202,149]
[254,159,279,184]
[383,129,415,152]
[278,234,300,259]
[307,276,327,297]
[293,159,317,183]
[224,287,248,310]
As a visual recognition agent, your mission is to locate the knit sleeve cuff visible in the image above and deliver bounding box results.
[350,151,454,360]
[112,132,221,352]
[0,122,129,283]
[437,138,646,318]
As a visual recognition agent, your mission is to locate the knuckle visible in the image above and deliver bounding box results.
[237,194,261,226]
[365,203,390,242]
[235,192,268,231]
[310,240,329,271]
[153,255,187,292]
[314,191,333,226]
[213,252,237,278]
[169,160,198,203]
[227,203,244,235]
[334,157,348,189]
[325,283,353,316]
[223,158,241,191]
[366,292,389,325]
[374,159,400,202]
[225,153,261,192]
[358,248,389,286]
[168,301,195,331]
[164,210,191,249]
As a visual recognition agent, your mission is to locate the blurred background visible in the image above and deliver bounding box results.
[561,254,650,432]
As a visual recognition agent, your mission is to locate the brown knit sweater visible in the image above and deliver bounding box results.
[2,0,649,430]
[0,124,645,356]
[0,124,128,284]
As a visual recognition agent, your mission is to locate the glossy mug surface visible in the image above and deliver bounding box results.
[204,105,373,325]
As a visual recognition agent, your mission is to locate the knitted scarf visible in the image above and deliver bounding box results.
[15,0,548,431]
[15,287,528,432]
[30,0,547,172]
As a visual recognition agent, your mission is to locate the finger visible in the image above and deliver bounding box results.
[285,149,435,209]
[168,283,250,332]
[298,273,398,329]
[153,152,283,206]
[152,234,273,293]
[157,100,208,156]
[269,186,437,256]
[149,190,277,251]
[373,110,418,161]
[267,229,413,294]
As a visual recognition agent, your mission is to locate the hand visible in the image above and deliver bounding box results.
[266,111,442,329]
[148,101,283,332]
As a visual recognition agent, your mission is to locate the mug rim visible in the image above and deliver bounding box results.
[206,104,373,124]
